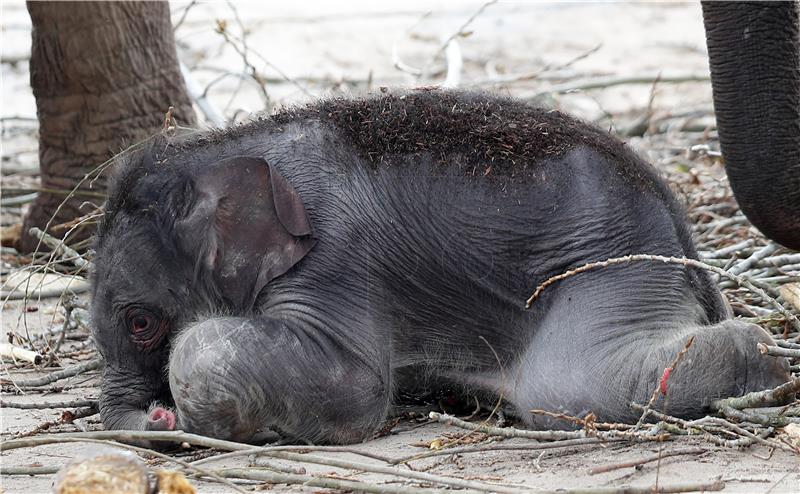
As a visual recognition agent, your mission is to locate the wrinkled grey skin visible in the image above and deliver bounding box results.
[702,1,800,249]
[91,90,790,445]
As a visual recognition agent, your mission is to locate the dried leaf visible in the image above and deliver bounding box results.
[779,283,800,312]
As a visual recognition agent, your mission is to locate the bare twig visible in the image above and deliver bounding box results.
[212,468,724,494]
[437,0,499,56]
[589,447,706,475]
[30,219,95,268]
[390,437,618,465]
[210,469,487,494]
[757,343,800,359]
[428,412,665,443]
[0,431,531,494]
[530,73,710,97]
[0,465,60,475]
[2,358,102,388]
[0,398,98,409]
[632,404,777,449]
[180,62,226,127]
[712,378,800,411]
[1,284,90,301]
[728,243,782,276]
[0,343,42,365]
[715,404,795,428]
[191,446,393,466]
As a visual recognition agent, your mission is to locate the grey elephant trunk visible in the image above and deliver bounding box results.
[702,1,800,250]
[99,365,162,431]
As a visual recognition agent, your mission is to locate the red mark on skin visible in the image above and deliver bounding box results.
[659,367,672,395]
[149,407,176,430]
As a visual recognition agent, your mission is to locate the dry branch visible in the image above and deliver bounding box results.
[530,73,710,97]
[212,468,724,494]
[0,398,97,409]
[430,411,584,440]
[2,357,102,388]
[28,227,92,270]
[212,468,488,494]
[712,378,800,411]
[428,412,665,443]
[757,343,800,359]
[588,447,706,475]
[390,437,616,465]
[0,343,43,365]
[0,431,526,494]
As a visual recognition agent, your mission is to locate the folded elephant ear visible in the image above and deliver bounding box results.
[176,156,315,311]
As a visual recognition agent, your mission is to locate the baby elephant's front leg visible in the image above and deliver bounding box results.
[168,316,389,444]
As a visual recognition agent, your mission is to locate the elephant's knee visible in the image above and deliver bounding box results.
[169,319,265,441]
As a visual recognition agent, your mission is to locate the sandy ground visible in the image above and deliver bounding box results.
[2,1,799,493]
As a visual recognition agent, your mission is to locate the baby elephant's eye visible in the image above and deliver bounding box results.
[126,309,168,352]
[131,314,153,332]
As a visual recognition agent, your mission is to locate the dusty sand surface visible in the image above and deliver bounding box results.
[2,1,799,493]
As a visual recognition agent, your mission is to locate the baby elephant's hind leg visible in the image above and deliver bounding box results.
[510,312,790,428]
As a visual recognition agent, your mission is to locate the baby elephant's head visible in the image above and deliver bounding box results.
[91,146,314,433]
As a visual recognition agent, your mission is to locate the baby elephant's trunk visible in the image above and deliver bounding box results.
[99,365,168,433]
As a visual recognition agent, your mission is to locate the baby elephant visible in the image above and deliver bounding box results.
[91,90,790,444]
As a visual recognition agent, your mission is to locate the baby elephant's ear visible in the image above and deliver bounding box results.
[177,156,315,311]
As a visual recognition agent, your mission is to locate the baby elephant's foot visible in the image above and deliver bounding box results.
[651,320,791,417]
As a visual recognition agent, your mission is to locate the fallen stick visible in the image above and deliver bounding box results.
[531,73,710,97]
[28,227,92,269]
[429,412,666,443]
[1,284,90,301]
[390,437,620,465]
[430,411,584,440]
[630,403,777,449]
[0,465,60,475]
[191,445,394,466]
[0,431,525,494]
[701,239,755,259]
[17,405,98,438]
[756,343,800,359]
[589,447,706,475]
[1,358,102,388]
[712,378,800,411]
[525,254,800,332]
[686,416,793,452]
[179,61,226,127]
[0,343,43,365]
[715,404,795,428]
[0,398,98,409]
[211,468,487,494]
[213,468,724,494]
[776,339,800,349]
[728,243,781,276]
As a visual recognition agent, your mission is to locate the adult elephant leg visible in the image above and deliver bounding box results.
[21,1,195,252]
[701,1,800,249]
[508,267,791,427]
[168,316,391,444]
